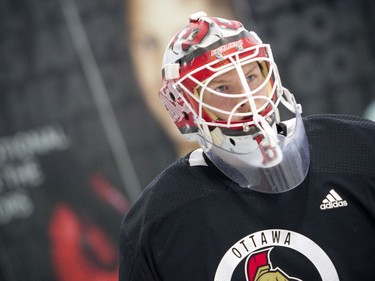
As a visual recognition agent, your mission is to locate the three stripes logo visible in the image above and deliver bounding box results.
[320,189,348,210]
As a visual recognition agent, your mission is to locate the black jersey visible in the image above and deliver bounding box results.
[119,114,375,281]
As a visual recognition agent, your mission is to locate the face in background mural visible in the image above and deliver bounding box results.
[125,0,235,156]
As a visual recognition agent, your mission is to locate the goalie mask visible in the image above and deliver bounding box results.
[158,11,309,193]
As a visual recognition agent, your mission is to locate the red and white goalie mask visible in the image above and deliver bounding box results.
[158,11,309,193]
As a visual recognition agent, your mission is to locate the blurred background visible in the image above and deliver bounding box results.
[0,0,374,280]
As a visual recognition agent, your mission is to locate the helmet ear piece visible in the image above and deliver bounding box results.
[158,82,199,141]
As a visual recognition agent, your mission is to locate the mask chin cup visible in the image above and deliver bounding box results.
[200,112,310,193]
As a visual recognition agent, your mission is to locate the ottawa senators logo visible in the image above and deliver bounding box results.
[214,229,339,281]
[246,248,301,281]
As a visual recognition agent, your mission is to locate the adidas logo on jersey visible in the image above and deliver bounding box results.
[320,189,348,210]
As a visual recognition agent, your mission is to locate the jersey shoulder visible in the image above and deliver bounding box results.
[120,149,223,247]
[304,113,375,130]
[303,114,375,174]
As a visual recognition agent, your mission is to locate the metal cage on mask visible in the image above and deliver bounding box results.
[178,43,281,139]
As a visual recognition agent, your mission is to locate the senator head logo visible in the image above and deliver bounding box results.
[246,248,301,281]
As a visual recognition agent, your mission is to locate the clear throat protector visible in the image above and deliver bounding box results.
[199,110,310,193]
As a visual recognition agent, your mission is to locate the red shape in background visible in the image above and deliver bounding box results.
[48,203,118,281]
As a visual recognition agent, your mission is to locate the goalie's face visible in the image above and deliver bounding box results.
[201,61,269,122]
